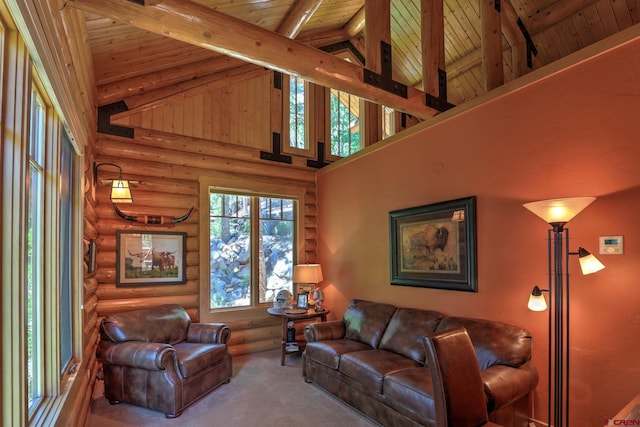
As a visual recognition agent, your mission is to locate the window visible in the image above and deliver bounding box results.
[27,88,46,411]
[328,88,363,157]
[59,131,74,374]
[208,191,297,309]
[382,105,396,139]
[288,75,307,149]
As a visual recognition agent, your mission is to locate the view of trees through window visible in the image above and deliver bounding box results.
[289,75,306,149]
[208,192,296,309]
[329,88,361,157]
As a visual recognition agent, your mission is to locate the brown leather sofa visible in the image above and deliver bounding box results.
[97,304,232,418]
[303,299,538,427]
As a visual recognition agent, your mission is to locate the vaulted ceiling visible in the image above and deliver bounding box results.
[72,0,640,119]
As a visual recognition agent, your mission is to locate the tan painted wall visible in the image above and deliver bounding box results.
[317,32,640,425]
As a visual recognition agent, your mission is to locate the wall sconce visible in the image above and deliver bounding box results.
[523,197,605,427]
[93,162,133,203]
[293,264,324,312]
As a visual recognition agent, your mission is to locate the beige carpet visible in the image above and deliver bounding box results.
[86,349,380,427]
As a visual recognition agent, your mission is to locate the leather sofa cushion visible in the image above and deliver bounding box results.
[384,368,436,422]
[343,299,397,348]
[174,342,227,377]
[339,350,419,394]
[379,308,444,365]
[436,316,532,369]
[101,304,190,345]
[305,339,372,369]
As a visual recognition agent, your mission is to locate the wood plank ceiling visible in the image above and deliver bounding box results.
[78,0,640,116]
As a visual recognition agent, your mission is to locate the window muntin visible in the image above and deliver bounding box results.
[208,191,296,310]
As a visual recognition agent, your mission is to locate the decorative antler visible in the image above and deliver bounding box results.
[113,204,194,225]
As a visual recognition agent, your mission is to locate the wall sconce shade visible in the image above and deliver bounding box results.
[93,162,133,203]
[523,197,595,229]
[110,179,133,203]
[293,264,323,284]
[577,247,605,275]
[527,285,548,311]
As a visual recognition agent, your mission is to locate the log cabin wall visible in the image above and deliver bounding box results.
[94,70,320,356]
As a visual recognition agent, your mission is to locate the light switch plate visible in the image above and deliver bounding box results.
[599,235,624,255]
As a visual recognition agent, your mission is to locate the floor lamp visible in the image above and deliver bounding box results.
[523,197,605,427]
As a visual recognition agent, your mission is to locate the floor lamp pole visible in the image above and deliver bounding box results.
[550,226,570,427]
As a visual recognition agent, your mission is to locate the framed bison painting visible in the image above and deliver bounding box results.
[116,230,187,287]
[389,196,477,292]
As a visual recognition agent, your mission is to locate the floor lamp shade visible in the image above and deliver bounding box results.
[523,197,595,227]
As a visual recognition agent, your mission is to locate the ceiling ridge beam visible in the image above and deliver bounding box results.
[69,0,437,119]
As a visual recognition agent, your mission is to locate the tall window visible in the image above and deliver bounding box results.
[288,75,306,149]
[328,88,362,157]
[382,106,396,139]
[27,88,46,411]
[2,11,81,426]
[208,191,296,309]
[59,131,74,374]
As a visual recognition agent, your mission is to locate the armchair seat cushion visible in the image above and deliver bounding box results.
[174,343,228,378]
[339,350,420,393]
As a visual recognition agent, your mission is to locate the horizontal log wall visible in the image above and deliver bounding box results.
[95,72,320,356]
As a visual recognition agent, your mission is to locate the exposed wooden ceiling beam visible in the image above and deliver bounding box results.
[344,7,365,38]
[480,0,503,91]
[68,0,437,119]
[277,0,324,39]
[422,0,445,100]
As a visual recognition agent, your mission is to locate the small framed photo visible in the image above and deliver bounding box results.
[297,293,309,309]
[296,283,315,298]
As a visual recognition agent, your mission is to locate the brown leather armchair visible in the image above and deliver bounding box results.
[424,327,502,427]
[97,304,232,418]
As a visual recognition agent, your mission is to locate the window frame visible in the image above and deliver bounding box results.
[0,13,84,424]
[324,49,366,161]
[281,74,316,157]
[199,173,307,323]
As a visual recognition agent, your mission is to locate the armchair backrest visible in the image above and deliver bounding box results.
[100,304,191,345]
[424,327,496,427]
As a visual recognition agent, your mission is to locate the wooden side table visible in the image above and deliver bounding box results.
[267,307,330,366]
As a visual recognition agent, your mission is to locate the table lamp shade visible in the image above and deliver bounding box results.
[293,264,323,284]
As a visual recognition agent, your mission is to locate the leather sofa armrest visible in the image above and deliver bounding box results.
[187,322,231,344]
[481,361,539,412]
[304,320,346,342]
[97,340,176,371]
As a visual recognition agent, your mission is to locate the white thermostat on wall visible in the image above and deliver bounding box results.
[599,235,624,255]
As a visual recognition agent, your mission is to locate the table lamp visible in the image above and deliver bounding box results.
[293,264,324,311]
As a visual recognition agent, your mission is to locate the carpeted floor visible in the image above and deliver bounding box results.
[87,349,380,427]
